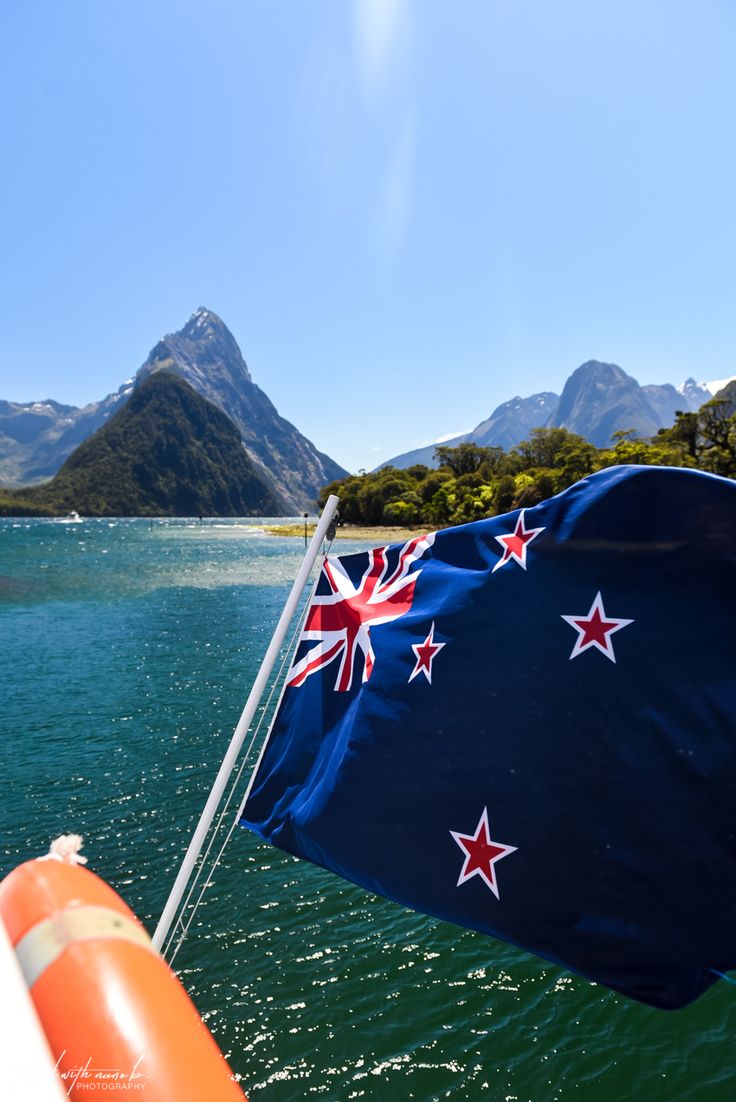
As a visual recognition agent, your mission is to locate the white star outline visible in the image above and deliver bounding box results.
[491,510,546,573]
[408,621,446,684]
[560,591,634,663]
[450,807,518,900]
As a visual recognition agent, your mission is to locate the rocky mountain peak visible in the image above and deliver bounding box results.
[567,360,628,387]
[141,307,253,391]
[134,308,347,510]
[548,361,663,446]
[181,306,238,346]
[676,377,712,409]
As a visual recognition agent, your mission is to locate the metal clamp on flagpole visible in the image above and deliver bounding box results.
[152,494,340,953]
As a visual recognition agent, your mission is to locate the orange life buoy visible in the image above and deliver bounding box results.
[0,858,248,1101]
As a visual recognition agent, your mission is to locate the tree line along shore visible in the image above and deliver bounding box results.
[317,398,736,529]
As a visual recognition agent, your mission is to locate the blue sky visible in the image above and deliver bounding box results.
[1,0,735,472]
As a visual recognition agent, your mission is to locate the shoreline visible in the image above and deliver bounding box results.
[263,523,426,541]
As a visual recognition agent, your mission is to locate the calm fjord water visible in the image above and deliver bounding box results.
[1,517,733,1101]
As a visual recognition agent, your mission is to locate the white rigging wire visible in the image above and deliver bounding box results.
[163,537,333,964]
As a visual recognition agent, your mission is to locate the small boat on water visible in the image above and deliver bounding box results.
[59,511,82,523]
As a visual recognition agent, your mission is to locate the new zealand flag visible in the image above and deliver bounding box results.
[240,466,736,1009]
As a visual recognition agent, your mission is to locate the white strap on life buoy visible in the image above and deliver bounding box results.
[15,905,156,989]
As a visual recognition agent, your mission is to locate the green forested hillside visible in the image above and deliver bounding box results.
[0,372,286,516]
[319,397,736,527]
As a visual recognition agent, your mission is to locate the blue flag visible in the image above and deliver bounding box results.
[240,466,736,1009]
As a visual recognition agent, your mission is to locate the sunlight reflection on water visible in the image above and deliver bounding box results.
[1,519,733,1102]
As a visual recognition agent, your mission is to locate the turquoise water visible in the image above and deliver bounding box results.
[1,517,733,1101]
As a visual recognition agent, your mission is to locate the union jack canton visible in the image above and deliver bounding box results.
[287,534,435,692]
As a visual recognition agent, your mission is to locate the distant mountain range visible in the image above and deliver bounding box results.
[378,361,735,469]
[0,309,347,511]
[3,318,735,514]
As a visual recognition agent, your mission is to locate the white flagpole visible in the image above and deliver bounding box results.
[152,494,340,952]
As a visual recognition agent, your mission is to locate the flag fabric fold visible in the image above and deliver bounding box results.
[240,465,736,1009]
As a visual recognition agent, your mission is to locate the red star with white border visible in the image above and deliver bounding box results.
[409,621,445,683]
[492,510,545,573]
[450,808,517,899]
[561,591,634,663]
